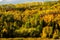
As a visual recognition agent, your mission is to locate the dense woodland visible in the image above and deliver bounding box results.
[0,0,60,39]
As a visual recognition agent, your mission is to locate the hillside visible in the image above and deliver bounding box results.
[0,1,60,39]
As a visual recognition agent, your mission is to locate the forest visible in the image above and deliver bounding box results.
[0,0,60,39]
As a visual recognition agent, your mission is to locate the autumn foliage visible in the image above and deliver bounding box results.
[0,1,60,39]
